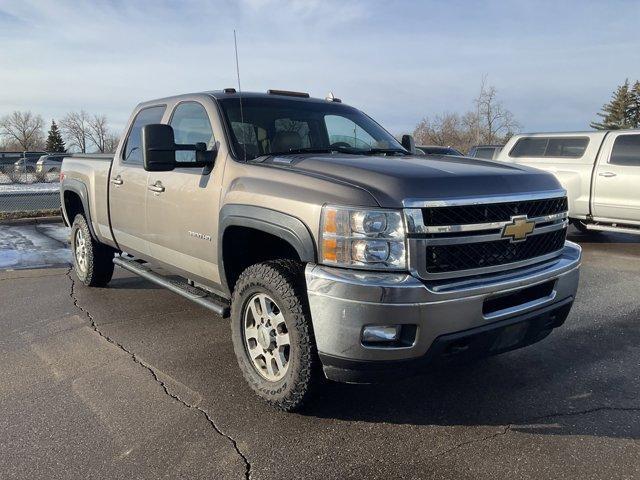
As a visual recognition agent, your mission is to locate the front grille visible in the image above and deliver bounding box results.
[425,228,567,274]
[422,197,567,226]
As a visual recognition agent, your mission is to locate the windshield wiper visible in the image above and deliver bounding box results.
[272,148,335,155]
[270,146,363,156]
[361,148,409,156]
[268,146,408,157]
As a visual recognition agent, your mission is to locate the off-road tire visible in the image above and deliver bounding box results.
[71,214,114,287]
[230,260,320,411]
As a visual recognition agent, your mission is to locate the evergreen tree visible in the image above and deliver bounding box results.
[45,120,66,152]
[591,79,634,130]
[630,81,640,129]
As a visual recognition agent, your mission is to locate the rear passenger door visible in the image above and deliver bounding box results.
[110,105,165,256]
[145,101,223,284]
[592,132,640,223]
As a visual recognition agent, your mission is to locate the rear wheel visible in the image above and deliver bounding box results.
[230,260,320,411]
[71,214,115,287]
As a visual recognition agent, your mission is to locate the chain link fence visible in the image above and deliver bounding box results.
[0,158,62,221]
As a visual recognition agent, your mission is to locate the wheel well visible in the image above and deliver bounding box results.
[63,190,85,223]
[223,226,301,292]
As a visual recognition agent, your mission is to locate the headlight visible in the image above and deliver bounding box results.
[320,205,406,270]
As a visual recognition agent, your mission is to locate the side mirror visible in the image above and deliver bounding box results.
[142,124,216,172]
[401,134,415,154]
[142,124,177,172]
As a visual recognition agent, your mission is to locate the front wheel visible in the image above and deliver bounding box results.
[230,260,320,411]
[71,214,115,287]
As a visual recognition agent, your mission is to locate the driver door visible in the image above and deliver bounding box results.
[145,101,222,284]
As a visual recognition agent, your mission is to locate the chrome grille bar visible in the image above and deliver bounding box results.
[405,211,568,235]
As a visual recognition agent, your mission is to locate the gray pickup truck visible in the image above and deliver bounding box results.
[61,89,581,411]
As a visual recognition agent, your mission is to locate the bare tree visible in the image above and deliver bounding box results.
[60,110,91,153]
[413,112,476,153]
[474,77,521,144]
[104,133,120,154]
[413,79,521,153]
[87,114,109,152]
[0,111,45,150]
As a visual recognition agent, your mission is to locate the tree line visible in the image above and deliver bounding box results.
[0,110,120,154]
[1,79,637,155]
[413,78,640,154]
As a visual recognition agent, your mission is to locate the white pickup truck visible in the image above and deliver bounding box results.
[497,130,640,234]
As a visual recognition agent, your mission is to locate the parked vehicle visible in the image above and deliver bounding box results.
[416,145,463,156]
[1,152,23,169]
[497,130,640,234]
[61,90,581,411]
[35,154,66,182]
[1,151,46,181]
[468,144,503,160]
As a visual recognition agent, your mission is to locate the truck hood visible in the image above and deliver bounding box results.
[260,154,563,207]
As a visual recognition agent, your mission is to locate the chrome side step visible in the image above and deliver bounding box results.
[113,256,230,317]
[586,223,640,235]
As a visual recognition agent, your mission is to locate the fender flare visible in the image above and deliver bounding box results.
[218,204,316,292]
[60,179,98,240]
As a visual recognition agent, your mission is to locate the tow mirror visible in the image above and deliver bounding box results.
[142,124,216,172]
[401,134,416,154]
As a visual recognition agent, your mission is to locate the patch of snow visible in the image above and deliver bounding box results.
[0,223,71,269]
[0,183,60,194]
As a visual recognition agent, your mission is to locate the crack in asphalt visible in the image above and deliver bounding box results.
[66,268,252,480]
[432,406,640,459]
[431,425,513,459]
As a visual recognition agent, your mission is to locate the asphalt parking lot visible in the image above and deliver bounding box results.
[0,225,638,480]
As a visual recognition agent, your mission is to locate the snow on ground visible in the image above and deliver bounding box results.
[0,183,60,194]
[0,222,71,270]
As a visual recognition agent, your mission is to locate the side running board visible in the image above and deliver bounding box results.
[113,256,230,317]
[586,223,640,235]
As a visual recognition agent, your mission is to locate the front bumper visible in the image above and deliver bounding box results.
[305,242,581,383]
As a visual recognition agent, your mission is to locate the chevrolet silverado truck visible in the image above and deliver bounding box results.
[497,130,640,235]
[61,90,581,411]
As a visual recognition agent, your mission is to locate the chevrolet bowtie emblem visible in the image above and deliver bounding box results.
[502,215,536,242]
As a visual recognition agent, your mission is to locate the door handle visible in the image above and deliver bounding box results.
[111,175,123,185]
[598,172,617,177]
[148,181,165,193]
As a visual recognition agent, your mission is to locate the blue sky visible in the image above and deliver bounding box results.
[0,0,639,136]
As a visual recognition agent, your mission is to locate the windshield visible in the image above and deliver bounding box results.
[218,96,404,160]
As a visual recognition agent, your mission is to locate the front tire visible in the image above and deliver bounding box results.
[230,260,320,411]
[71,214,115,287]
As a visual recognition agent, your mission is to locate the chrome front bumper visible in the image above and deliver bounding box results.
[305,242,581,382]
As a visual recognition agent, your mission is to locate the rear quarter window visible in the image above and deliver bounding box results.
[510,136,589,159]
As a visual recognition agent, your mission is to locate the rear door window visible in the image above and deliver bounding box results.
[609,134,640,166]
[123,105,166,164]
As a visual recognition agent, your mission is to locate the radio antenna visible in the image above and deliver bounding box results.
[233,29,246,161]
